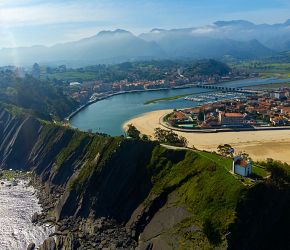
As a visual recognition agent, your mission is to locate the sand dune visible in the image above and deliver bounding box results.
[123,109,290,164]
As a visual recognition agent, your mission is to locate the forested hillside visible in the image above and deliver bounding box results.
[0,72,78,120]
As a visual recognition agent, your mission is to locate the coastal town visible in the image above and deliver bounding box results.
[0,60,260,108]
[1,1,290,249]
[51,61,256,105]
[66,71,257,105]
[164,87,290,130]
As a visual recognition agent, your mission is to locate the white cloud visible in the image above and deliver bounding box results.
[191,26,216,34]
[0,2,114,27]
[0,0,289,48]
[0,1,151,48]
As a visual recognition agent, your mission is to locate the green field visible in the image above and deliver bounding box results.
[42,71,100,81]
[250,81,290,89]
[260,72,290,79]
[231,61,290,79]
[252,165,269,178]
[197,151,269,179]
[197,151,232,171]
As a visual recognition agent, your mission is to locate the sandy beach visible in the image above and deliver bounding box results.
[123,109,290,164]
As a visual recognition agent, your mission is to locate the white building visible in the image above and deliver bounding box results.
[219,112,245,126]
[232,156,252,177]
[69,82,81,86]
[270,91,286,99]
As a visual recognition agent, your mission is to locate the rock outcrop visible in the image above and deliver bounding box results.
[27,242,36,250]
[0,108,155,248]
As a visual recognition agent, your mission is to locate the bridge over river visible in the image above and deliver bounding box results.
[195,84,264,94]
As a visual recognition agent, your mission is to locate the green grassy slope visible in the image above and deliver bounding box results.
[143,146,245,248]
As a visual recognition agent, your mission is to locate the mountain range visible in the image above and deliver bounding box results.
[1,20,290,67]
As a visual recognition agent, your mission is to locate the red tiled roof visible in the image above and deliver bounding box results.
[174,111,186,120]
[224,113,244,117]
[282,107,290,114]
[185,108,200,113]
[239,161,248,167]
[235,159,249,168]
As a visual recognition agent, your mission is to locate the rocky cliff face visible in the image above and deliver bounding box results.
[0,108,161,248]
[0,109,41,169]
[1,108,289,250]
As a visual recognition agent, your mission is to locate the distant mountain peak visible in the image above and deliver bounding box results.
[214,20,255,27]
[0,19,289,67]
[97,29,132,37]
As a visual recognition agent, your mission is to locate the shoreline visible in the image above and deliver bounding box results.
[66,76,265,121]
[66,84,197,121]
[123,109,290,164]
[0,172,54,249]
[159,113,290,133]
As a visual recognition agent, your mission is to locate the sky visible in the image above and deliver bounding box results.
[0,0,289,48]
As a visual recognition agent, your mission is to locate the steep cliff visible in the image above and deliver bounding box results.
[0,108,289,250]
[0,108,41,169]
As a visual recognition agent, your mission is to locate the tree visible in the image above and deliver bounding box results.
[237,151,251,161]
[179,136,188,147]
[263,159,290,185]
[154,128,188,147]
[217,144,234,157]
[126,124,140,139]
[154,128,167,142]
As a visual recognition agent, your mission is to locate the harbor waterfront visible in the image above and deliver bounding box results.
[123,109,290,164]
[70,77,290,135]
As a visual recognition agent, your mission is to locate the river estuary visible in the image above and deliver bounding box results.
[0,77,289,248]
[0,180,53,250]
[70,77,290,135]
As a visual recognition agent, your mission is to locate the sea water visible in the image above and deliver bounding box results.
[70,77,290,135]
[0,180,53,250]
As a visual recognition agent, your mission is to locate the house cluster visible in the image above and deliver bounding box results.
[62,68,254,105]
[111,80,169,91]
[167,88,290,129]
[65,79,170,104]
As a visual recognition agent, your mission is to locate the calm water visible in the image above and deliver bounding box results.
[71,78,290,135]
[0,180,53,250]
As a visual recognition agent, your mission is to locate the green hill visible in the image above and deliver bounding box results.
[0,72,78,120]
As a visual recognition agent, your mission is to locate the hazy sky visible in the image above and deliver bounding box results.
[0,0,289,48]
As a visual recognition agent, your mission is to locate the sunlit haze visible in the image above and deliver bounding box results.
[0,0,290,48]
